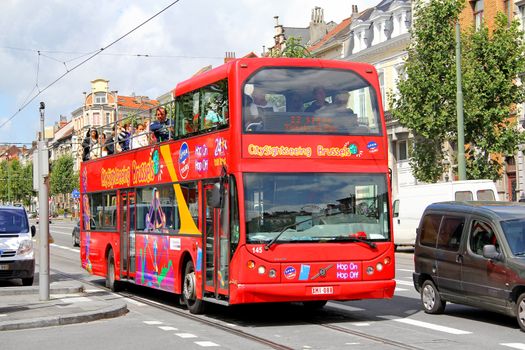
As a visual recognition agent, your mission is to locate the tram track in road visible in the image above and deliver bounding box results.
[52,269,294,350]
[53,270,422,350]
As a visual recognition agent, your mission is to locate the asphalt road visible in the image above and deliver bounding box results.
[1,220,524,350]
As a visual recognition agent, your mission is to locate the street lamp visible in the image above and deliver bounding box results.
[38,101,50,300]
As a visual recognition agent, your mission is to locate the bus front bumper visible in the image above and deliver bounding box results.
[229,280,396,304]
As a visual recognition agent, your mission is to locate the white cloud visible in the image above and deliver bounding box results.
[0,0,379,144]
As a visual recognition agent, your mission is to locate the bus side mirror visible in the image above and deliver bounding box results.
[209,183,222,208]
[31,225,36,237]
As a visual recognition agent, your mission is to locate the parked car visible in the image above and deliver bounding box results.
[72,220,80,247]
[393,180,498,247]
[413,201,525,331]
[0,205,36,286]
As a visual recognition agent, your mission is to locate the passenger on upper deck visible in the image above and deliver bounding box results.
[244,86,277,131]
[150,106,173,142]
[131,122,150,149]
[305,86,329,113]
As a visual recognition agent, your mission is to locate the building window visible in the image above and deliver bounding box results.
[398,140,408,161]
[473,0,484,31]
[94,92,107,104]
[105,112,111,125]
[93,112,100,126]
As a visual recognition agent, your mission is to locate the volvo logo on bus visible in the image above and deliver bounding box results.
[178,142,190,179]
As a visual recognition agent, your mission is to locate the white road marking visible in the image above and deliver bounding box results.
[176,333,198,338]
[379,316,471,335]
[144,320,163,325]
[125,298,145,306]
[348,322,370,326]
[395,279,413,286]
[395,287,408,292]
[0,314,7,317]
[398,269,414,272]
[501,344,525,350]
[326,302,365,312]
[159,326,178,331]
[194,341,220,347]
[50,243,79,253]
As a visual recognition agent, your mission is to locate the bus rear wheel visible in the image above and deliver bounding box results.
[106,250,121,292]
[183,261,205,314]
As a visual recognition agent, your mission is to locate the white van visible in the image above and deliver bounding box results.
[392,180,499,247]
[0,205,36,285]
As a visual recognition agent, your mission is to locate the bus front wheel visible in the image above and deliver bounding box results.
[183,261,205,314]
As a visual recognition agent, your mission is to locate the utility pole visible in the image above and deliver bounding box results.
[38,102,50,301]
[456,21,467,181]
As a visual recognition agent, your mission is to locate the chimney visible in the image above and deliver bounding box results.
[309,7,327,45]
[352,5,359,15]
[224,51,236,63]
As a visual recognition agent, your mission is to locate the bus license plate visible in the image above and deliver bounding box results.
[311,286,333,295]
[0,264,9,270]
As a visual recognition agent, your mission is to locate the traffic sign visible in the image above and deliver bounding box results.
[72,189,80,199]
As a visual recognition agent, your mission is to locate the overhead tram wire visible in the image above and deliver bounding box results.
[0,0,181,130]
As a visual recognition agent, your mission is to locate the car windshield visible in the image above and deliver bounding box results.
[244,173,390,244]
[501,219,525,256]
[0,208,29,234]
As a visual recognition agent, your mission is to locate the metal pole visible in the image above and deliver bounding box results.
[38,102,50,301]
[456,21,467,181]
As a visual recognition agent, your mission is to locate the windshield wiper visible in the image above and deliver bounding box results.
[264,215,319,250]
[332,235,377,249]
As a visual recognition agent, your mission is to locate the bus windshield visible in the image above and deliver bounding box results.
[242,67,381,135]
[244,173,390,244]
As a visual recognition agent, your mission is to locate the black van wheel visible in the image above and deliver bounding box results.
[516,293,525,331]
[421,280,446,314]
[183,261,205,314]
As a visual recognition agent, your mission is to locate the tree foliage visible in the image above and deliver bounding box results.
[392,0,463,182]
[269,36,311,58]
[0,160,34,206]
[392,0,525,182]
[462,13,525,179]
[50,155,78,196]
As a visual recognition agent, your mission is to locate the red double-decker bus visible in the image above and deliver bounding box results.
[80,58,395,313]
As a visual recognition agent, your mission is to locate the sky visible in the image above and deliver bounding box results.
[0,0,379,146]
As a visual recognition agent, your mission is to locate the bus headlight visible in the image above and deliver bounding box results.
[376,262,383,272]
[268,269,277,278]
[247,260,255,269]
[258,266,266,275]
[366,266,375,275]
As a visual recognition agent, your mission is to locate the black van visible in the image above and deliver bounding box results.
[413,201,525,331]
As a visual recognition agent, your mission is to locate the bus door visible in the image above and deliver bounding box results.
[119,191,135,280]
[203,181,230,299]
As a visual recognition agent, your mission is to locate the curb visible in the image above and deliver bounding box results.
[0,301,128,331]
[0,285,83,296]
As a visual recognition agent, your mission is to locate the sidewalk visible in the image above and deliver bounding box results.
[0,281,128,331]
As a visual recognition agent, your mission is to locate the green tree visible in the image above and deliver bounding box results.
[50,155,78,197]
[392,0,525,182]
[269,36,311,58]
[0,159,34,205]
[462,13,525,180]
